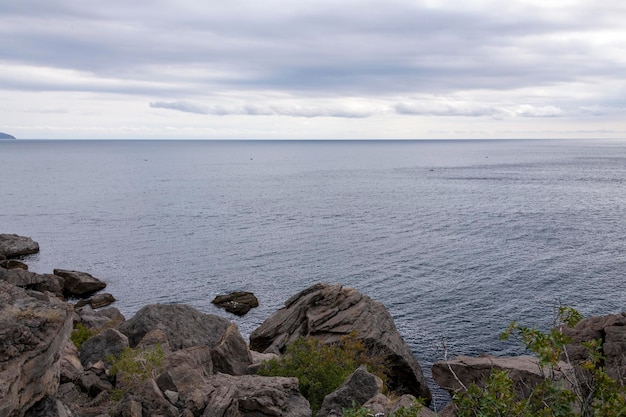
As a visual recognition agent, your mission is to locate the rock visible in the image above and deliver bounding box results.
[53,269,107,297]
[78,370,113,397]
[562,313,626,383]
[248,350,279,374]
[317,365,382,417]
[250,283,432,401]
[0,259,29,270]
[110,379,179,417]
[0,233,39,258]
[75,293,116,309]
[79,328,129,368]
[363,393,435,417]
[210,322,252,375]
[137,329,172,354]
[0,281,73,417]
[75,305,125,330]
[60,340,84,383]
[0,268,65,297]
[23,396,71,417]
[118,303,232,350]
[202,374,312,417]
[212,291,259,316]
[432,354,573,399]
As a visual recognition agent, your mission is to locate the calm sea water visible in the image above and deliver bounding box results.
[1,139,625,402]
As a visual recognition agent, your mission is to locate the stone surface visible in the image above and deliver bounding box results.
[79,328,129,368]
[75,293,116,309]
[0,281,73,417]
[210,322,252,375]
[563,312,626,383]
[60,340,84,383]
[212,291,259,316]
[0,234,39,258]
[75,305,125,330]
[250,283,432,401]
[110,379,179,417]
[118,303,232,350]
[317,366,382,417]
[53,269,107,297]
[0,268,65,297]
[0,259,29,270]
[202,374,312,417]
[432,354,573,398]
[23,396,71,417]
[363,393,435,417]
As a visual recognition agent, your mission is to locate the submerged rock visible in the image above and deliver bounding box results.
[212,291,259,316]
[250,283,432,402]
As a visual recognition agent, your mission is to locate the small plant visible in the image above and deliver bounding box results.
[257,333,387,414]
[107,344,165,385]
[342,399,423,417]
[71,323,98,349]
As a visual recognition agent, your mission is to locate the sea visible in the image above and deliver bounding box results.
[1,139,625,405]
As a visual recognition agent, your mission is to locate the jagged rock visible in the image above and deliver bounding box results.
[79,328,129,367]
[137,329,172,354]
[248,350,279,374]
[210,322,252,375]
[363,393,435,417]
[0,281,73,417]
[118,303,233,350]
[563,312,626,383]
[78,370,113,397]
[53,269,107,297]
[23,396,71,417]
[0,233,39,258]
[75,293,116,309]
[0,259,28,270]
[250,283,432,401]
[0,268,65,297]
[212,291,259,316]
[110,379,179,417]
[202,374,312,417]
[60,340,84,383]
[432,355,573,398]
[75,305,125,330]
[317,366,382,417]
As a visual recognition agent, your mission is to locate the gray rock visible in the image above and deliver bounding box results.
[118,303,232,350]
[75,305,125,330]
[0,259,29,270]
[0,268,65,296]
[110,379,179,417]
[80,328,129,367]
[0,281,73,417]
[75,293,116,309]
[23,396,71,417]
[202,374,312,417]
[54,269,107,297]
[212,291,259,316]
[0,233,39,258]
[362,394,435,417]
[317,366,382,417]
[60,340,84,383]
[250,283,432,401]
[210,322,252,375]
[432,354,573,398]
[78,370,114,397]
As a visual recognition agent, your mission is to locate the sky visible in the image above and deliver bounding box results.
[1,0,625,139]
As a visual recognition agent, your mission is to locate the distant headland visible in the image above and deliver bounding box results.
[0,132,16,139]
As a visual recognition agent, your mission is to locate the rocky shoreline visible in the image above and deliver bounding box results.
[1,233,625,417]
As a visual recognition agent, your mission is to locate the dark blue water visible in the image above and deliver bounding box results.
[1,139,625,403]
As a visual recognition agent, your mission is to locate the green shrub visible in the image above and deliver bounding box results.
[106,344,165,401]
[257,333,386,414]
[70,323,97,349]
[342,399,424,417]
[452,306,626,417]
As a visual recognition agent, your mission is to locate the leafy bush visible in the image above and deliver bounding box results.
[106,344,165,400]
[452,306,626,417]
[257,333,386,414]
[70,323,98,349]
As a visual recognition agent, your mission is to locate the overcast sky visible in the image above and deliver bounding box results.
[1,0,625,139]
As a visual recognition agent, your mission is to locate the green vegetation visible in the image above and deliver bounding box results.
[106,344,165,401]
[453,306,626,417]
[257,333,387,414]
[70,323,98,349]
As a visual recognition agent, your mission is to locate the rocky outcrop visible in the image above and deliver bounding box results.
[317,366,382,417]
[79,328,129,368]
[74,293,116,309]
[0,268,65,297]
[0,281,73,417]
[0,234,39,258]
[120,303,233,349]
[0,259,28,270]
[562,313,626,383]
[250,283,432,402]
[53,269,107,297]
[432,355,573,399]
[212,291,259,316]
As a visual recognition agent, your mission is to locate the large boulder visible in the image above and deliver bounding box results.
[79,328,129,368]
[0,268,65,297]
[118,304,234,350]
[0,234,39,258]
[212,291,259,316]
[250,283,432,401]
[210,322,253,375]
[432,354,573,399]
[317,365,382,417]
[562,313,626,383]
[53,269,106,297]
[0,281,73,417]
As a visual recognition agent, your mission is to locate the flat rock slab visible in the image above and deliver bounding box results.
[53,269,106,297]
[0,234,39,258]
[212,291,259,316]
